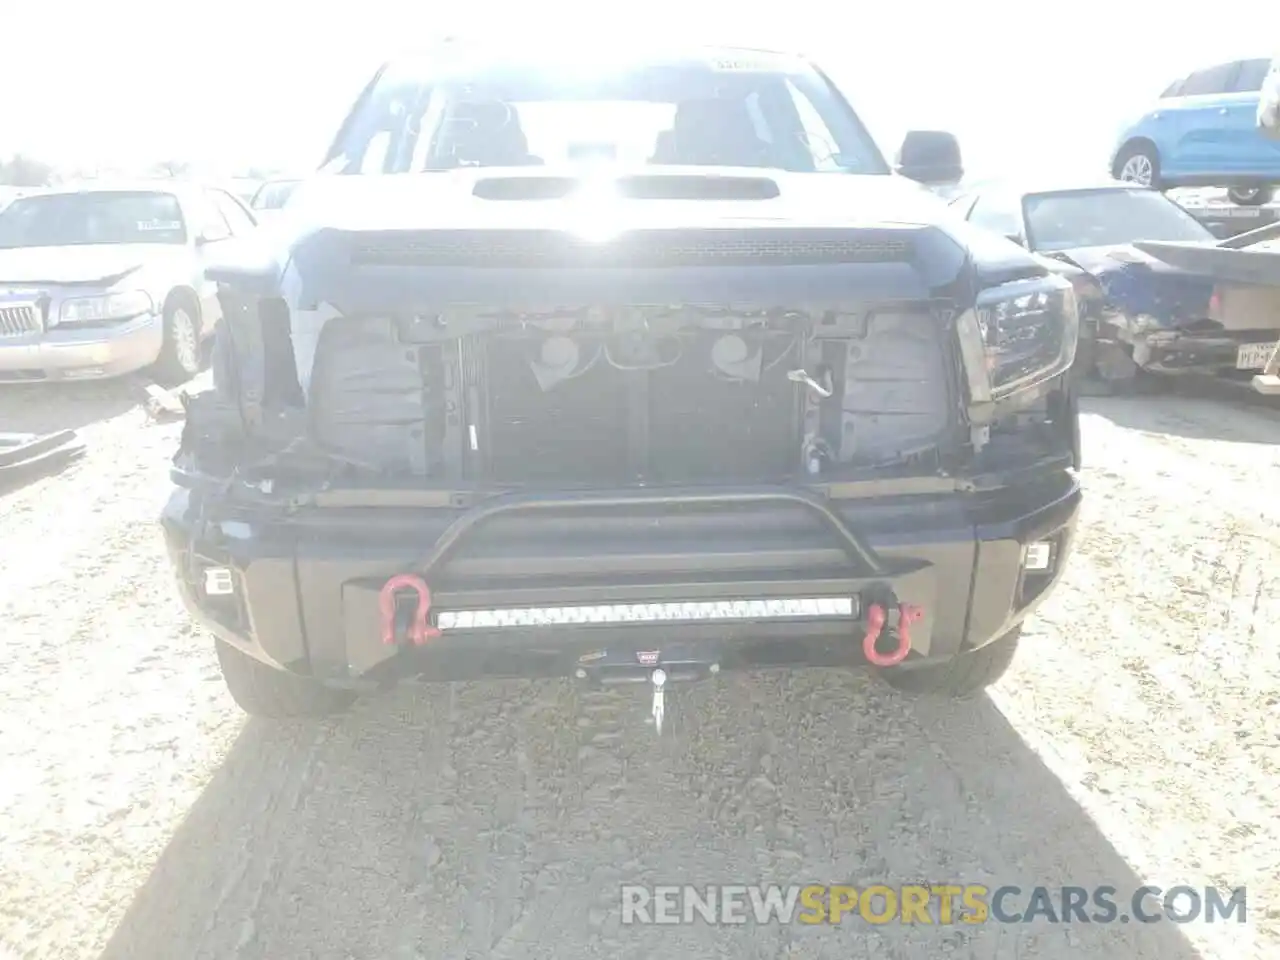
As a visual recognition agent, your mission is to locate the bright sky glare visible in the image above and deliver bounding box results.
[2,1,1273,180]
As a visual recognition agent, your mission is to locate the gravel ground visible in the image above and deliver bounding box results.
[0,377,1277,960]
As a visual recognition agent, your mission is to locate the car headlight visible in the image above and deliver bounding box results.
[57,290,154,327]
[958,274,1079,404]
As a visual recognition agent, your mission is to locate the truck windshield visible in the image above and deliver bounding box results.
[1023,189,1214,252]
[0,191,187,248]
[324,50,890,176]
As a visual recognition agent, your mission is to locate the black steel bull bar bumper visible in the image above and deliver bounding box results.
[365,485,931,675]
[417,485,887,578]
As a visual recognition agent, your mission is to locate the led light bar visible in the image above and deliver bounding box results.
[435,598,856,630]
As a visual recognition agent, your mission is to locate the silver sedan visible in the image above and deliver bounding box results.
[0,181,258,384]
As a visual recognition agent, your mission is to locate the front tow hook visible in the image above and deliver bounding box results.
[573,658,720,736]
[861,600,923,668]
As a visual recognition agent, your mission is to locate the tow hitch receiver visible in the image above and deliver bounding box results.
[573,645,722,737]
[650,668,668,734]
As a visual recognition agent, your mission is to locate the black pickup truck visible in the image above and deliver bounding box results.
[162,44,1082,729]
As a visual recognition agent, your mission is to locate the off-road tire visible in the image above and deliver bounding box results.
[153,296,202,385]
[878,626,1022,698]
[215,640,357,718]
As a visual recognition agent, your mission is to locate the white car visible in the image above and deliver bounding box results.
[0,181,258,384]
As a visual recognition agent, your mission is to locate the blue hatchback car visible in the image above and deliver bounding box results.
[1111,56,1280,205]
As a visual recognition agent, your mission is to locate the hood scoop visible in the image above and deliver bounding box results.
[471,174,781,202]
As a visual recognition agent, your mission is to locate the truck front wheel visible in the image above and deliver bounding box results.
[215,640,357,718]
[878,626,1022,699]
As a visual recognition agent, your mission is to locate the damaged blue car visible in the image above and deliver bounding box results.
[947,179,1280,387]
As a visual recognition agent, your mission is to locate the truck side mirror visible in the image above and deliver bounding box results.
[896,130,964,186]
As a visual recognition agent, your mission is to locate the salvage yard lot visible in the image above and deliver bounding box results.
[1,380,1278,960]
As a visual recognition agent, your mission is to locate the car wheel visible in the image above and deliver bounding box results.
[1227,185,1273,206]
[215,640,358,718]
[877,626,1022,699]
[1112,141,1161,188]
[153,297,202,385]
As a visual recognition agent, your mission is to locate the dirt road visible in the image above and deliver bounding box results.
[1,379,1277,960]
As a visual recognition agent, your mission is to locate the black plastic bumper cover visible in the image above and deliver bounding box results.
[161,474,1081,686]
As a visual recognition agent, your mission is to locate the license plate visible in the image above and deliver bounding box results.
[1236,341,1278,370]
[1226,208,1264,218]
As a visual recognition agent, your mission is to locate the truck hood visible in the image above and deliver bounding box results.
[280,166,963,232]
[213,166,1045,298]
[0,244,175,287]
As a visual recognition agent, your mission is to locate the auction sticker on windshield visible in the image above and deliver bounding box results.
[712,57,772,71]
[137,220,183,232]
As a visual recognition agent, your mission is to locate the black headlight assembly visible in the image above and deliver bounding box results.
[957,273,1080,413]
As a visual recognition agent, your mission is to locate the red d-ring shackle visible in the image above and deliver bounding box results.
[861,601,923,667]
[379,574,441,646]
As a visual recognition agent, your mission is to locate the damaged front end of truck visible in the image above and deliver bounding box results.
[163,173,1083,724]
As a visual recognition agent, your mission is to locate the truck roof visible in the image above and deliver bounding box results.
[381,42,813,78]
